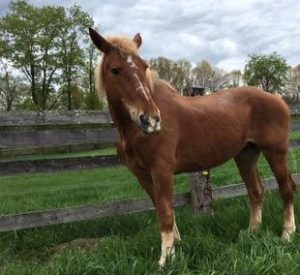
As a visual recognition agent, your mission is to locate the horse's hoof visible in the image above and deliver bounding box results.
[158,246,175,268]
[282,227,296,242]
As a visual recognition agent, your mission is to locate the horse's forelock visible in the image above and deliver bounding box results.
[146,69,157,94]
[106,36,139,56]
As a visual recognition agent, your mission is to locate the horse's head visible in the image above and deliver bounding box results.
[89,28,161,134]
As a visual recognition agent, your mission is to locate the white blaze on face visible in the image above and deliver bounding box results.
[133,73,150,102]
[127,55,135,67]
[124,55,161,133]
[125,104,141,124]
[126,55,150,102]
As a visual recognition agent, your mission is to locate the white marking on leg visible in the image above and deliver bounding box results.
[159,231,175,267]
[282,204,296,241]
[249,205,262,232]
[173,212,181,241]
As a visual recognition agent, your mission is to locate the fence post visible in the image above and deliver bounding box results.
[190,170,213,214]
[188,87,213,214]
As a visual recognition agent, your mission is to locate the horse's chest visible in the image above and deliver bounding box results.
[117,139,141,170]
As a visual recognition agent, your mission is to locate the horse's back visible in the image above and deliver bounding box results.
[205,86,290,129]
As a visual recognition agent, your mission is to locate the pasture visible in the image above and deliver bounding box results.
[0,149,300,274]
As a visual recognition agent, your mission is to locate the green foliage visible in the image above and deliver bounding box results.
[59,5,94,110]
[244,52,289,93]
[286,65,300,103]
[59,84,85,110]
[0,64,28,111]
[0,0,94,110]
[84,90,104,110]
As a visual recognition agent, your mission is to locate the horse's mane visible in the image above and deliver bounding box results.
[95,35,177,99]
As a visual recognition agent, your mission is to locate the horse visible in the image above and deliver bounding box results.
[88,28,296,267]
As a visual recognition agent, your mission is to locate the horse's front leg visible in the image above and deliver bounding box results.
[152,167,177,267]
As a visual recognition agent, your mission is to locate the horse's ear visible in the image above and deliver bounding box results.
[133,33,142,48]
[89,28,112,54]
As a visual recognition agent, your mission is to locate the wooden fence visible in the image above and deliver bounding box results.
[0,110,300,232]
[1,110,300,158]
[0,111,116,157]
[0,175,299,232]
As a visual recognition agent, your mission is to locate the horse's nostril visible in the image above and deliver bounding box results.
[154,115,161,123]
[139,114,149,126]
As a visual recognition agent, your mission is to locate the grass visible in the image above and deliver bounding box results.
[0,148,300,215]
[290,131,300,140]
[0,148,300,273]
[0,192,300,274]
[0,167,188,214]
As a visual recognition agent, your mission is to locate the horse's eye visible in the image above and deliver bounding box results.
[111,68,120,75]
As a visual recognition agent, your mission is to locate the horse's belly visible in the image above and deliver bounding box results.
[174,139,245,173]
[174,155,232,173]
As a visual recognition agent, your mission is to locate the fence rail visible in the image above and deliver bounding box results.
[0,110,300,232]
[0,175,299,232]
[1,110,300,157]
[0,111,116,157]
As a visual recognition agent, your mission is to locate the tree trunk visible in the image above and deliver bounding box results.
[30,65,38,106]
[67,78,72,111]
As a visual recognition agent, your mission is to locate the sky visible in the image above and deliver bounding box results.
[1,0,300,71]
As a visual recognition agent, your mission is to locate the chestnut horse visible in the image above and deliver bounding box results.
[89,28,296,267]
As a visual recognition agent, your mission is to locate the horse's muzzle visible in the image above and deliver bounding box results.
[138,113,161,134]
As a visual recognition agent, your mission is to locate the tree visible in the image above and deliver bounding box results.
[59,5,94,110]
[0,0,94,110]
[243,52,289,93]
[149,57,193,95]
[225,70,243,88]
[192,60,227,92]
[0,64,27,111]
[171,59,193,95]
[60,83,85,109]
[285,65,300,103]
[0,0,66,109]
[81,33,104,110]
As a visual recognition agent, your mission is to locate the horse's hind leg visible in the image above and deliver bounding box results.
[263,149,296,240]
[235,145,264,231]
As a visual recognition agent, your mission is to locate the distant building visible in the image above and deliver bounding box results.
[190,87,205,96]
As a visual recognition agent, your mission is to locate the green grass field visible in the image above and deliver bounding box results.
[290,130,300,140]
[0,149,300,273]
[0,148,299,215]
[0,193,300,274]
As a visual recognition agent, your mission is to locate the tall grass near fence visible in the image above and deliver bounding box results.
[0,192,300,274]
